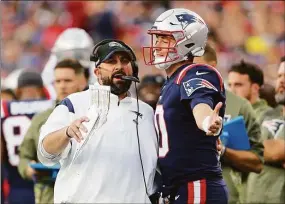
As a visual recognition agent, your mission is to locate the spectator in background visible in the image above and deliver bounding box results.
[1,71,47,204]
[84,2,117,42]
[2,1,284,81]
[16,71,47,100]
[18,59,86,204]
[246,56,285,204]
[41,27,94,100]
[0,86,16,204]
[41,27,94,87]
[228,60,272,120]
[194,44,264,204]
[138,74,165,110]
[259,83,278,108]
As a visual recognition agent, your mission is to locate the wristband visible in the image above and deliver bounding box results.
[202,116,211,133]
[202,116,223,136]
[65,126,72,138]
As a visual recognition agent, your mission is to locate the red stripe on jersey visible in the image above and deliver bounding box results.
[3,178,10,200]
[175,63,224,91]
[187,179,207,203]
[187,181,194,204]
[175,64,197,84]
[201,79,215,88]
[2,100,9,117]
[200,179,207,204]
[43,86,51,99]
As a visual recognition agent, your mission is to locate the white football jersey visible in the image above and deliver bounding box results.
[38,87,158,203]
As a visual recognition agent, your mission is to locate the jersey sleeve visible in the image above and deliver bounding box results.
[178,64,225,110]
[239,100,264,162]
[18,111,50,180]
[18,116,39,180]
[37,101,72,166]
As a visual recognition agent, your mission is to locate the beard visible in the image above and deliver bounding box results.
[275,92,285,105]
[101,71,132,96]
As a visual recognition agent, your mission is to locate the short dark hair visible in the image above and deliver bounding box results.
[1,88,17,100]
[55,59,85,75]
[229,60,264,86]
[203,43,217,63]
[281,56,285,63]
[17,71,43,88]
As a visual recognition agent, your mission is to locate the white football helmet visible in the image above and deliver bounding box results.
[3,68,25,90]
[41,28,95,85]
[143,8,208,70]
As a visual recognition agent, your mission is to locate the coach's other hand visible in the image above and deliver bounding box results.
[66,116,90,142]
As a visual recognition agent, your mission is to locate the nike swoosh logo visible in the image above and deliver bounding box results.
[169,22,179,25]
[175,195,180,200]
[196,71,209,75]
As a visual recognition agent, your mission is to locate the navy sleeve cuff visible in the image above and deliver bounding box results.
[190,97,214,110]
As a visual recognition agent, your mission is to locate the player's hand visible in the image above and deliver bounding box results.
[26,160,37,179]
[66,116,90,143]
[206,102,223,136]
[216,138,222,152]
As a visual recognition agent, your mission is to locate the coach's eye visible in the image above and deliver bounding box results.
[121,58,130,64]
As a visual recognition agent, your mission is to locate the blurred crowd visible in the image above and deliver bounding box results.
[1,1,284,83]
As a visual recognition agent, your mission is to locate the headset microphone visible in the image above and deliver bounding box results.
[118,75,140,83]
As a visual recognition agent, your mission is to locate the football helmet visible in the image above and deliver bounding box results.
[3,68,25,90]
[41,28,95,85]
[143,8,208,70]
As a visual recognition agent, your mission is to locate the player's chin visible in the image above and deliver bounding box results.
[58,93,68,101]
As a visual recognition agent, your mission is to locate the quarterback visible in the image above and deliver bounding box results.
[143,8,228,203]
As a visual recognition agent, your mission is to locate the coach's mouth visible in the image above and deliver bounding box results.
[112,73,126,83]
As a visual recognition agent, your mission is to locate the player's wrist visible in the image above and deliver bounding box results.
[202,116,222,136]
[65,126,72,139]
[202,116,210,133]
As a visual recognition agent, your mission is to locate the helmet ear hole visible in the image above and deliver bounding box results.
[185,43,195,49]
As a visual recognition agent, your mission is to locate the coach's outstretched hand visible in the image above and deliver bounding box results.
[66,116,90,143]
[206,102,223,136]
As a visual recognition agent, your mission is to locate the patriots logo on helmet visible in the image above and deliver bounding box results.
[183,78,218,97]
[262,119,284,137]
[175,14,204,29]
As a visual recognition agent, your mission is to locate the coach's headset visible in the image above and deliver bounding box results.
[90,40,158,203]
[90,39,139,82]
